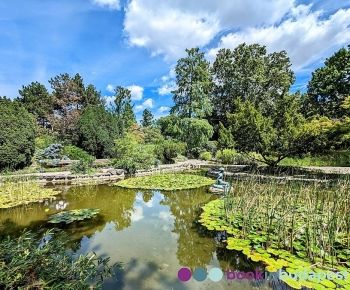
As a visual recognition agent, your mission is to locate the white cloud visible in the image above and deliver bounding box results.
[106,84,114,93]
[158,83,176,95]
[208,7,350,70]
[135,98,154,112]
[158,106,170,113]
[127,85,144,101]
[92,0,120,10]
[124,0,295,60]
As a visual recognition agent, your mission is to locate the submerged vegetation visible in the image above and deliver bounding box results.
[0,181,59,209]
[115,173,214,190]
[0,230,113,289]
[48,208,100,224]
[199,179,350,289]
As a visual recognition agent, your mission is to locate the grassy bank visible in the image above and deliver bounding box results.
[280,151,350,167]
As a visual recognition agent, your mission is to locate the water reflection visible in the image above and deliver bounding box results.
[0,184,272,290]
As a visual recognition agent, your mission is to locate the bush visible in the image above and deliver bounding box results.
[155,140,186,164]
[0,230,113,289]
[215,149,239,164]
[41,143,64,160]
[113,133,156,174]
[199,151,212,161]
[0,98,36,171]
[63,145,93,161]
[35,134,57,150]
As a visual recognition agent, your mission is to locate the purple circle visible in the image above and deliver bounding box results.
[178,267,192,282]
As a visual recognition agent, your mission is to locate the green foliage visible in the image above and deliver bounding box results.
[35,134,57,150]
[157,115,213,153]
[17,81,52,126]
[211,44,294,123]
[142,127,165,144]
[218,122,235,149]
[155,139,186,164]
[304,45,350,118]
[115,174,214,190]
[0,230,113,289]
[172,48,213,118]
[181,118,214,151]
[228,95,305,166]
[141,108,154,127]
[0,181,59,209]
[215,149,238,164]
[77,105,118,158]
[280,151,350,167]
[62,145,92,161]
[113,133,156,174]
[113,86,136,134]
[199,179,350,289]
[48,209,100,224]
[199,151,212,161]
[0,98,36,171]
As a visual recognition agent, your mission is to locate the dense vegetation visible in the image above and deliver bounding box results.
[0,44,349,173]
[200,179,350,289]
[0,230,113,289]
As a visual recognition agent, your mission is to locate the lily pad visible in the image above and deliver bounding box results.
[48,209,100,224]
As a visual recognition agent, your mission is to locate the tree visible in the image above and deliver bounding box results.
[77,105,119,158]
[49,73,86,142]
[217,122,235,149]
[83,84,103,107]
[228,95,304,166]
[305,45,350,118]
[141,108,154,127]
[181,118,213,151]
[17,82,52,127]
[211,44,294,124]
[113,86,136,134]
[171,48,213,118]
[0,98,36,170]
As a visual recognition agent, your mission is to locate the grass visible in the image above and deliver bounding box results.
[114,173,214,190]
[280,151,350,167]
[0,181,59,208]
[199,178,350,289]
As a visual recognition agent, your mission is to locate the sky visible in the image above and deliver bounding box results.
[0,0,349,120]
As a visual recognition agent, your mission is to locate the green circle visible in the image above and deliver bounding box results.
[208,268,223,282]
[193,268,207,281]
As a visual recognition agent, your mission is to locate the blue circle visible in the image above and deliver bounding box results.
[208,268,223,282]
[193,268,207,281]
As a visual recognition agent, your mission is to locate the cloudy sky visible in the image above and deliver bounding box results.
[0,0,349,119]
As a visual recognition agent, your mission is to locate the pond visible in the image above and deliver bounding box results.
[0,184,274,290]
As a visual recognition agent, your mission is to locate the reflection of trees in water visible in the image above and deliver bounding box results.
[66,185,137,231]
[161,189,217,268]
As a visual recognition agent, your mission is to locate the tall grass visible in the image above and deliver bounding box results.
[223,178,350,266]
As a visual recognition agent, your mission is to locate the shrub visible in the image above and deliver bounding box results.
[155,140,186,164]
[63,145,93,161]
[35,134,57,150]
[41,143,64,159]
[0,230,114,289]
[216,149,239,164]
[199,151,212,161]
[113,133,156,174]
[0,98,36,171]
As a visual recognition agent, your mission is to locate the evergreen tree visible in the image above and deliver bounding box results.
[141,108,154,127]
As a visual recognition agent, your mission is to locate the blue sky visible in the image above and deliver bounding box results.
[0,0,349,120]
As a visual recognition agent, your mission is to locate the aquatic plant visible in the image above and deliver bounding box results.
[0,230,114,289]
[48,208,100,224]
[199,179,350,289]
[0,181,59,209]
[114,173,214,190]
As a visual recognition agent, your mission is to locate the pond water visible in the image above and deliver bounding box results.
[0,184,274,290]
